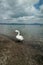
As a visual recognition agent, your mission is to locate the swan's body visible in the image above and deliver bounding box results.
[15,30,24,41]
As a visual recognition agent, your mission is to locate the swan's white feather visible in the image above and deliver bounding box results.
[15,30,24,41]
[16,35,24,41]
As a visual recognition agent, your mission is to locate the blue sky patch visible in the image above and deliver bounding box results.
[34,0,43,9]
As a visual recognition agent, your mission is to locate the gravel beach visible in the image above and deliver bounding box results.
[0,34,43,65]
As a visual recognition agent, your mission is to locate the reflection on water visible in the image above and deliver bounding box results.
[0,25,43,41]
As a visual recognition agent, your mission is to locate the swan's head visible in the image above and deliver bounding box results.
[15,30,20,34]
[15,30,19,33]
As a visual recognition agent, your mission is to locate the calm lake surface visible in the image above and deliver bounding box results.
[0,25,43,41]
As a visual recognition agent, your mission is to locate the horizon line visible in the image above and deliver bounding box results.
[0,23,43,25]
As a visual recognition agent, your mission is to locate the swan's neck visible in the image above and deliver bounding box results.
[17,31,20,36]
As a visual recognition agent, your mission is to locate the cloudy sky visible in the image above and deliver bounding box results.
[0,0,43,23]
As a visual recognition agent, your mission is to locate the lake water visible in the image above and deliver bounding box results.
[0,24,43,41]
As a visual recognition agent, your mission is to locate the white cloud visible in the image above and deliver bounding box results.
[0,0,39,19]
[40,5,43,13]
[34,5,43,18]
[17,0,39,5]
[0,0,43,24]
[15,16,43,23]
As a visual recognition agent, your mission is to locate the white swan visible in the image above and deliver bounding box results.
[15,30,24,41]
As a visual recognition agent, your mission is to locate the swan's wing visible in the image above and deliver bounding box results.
[16,36,24,40]
[19,36,24,40]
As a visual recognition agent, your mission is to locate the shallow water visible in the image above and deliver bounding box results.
[0,24,43,41]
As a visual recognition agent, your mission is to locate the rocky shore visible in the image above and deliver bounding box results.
[0,34,43,65]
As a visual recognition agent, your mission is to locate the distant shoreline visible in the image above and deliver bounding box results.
[0,23,43,25]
